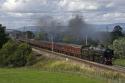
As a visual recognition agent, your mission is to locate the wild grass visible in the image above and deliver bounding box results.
[0,56,124,83]
[32,56,125,83]
[113,59,125,67]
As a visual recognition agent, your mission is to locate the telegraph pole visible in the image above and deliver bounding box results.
[24,26,27,43]
[14,31,16,40]
[106,25,109,32]
[85,35,88,45]
[24,26,28,48]
[51,35,54,52]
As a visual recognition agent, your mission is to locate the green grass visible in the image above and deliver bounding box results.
[0,68,105,83]
[113,59,125,67]
[0,56,124,83]
[33,57,125,80]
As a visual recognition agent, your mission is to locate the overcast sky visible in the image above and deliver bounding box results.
[0,0,125,29]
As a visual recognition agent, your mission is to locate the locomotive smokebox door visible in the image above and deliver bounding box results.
[103,48,114,65]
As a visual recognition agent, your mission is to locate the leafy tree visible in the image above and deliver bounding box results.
[112,37,125,58]
[24,31,35,39]
[11,43,32,67]
[0,40,17,66]
[0,40,33,67]
[35,32,48,40]
[0,24,9,48]
[62,35,74,43]
[111,25,124,43]
[85,38,98,46]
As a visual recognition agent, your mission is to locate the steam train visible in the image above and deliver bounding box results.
[20,39,114,65]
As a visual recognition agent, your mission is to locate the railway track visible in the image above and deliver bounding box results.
[113,65,125,73]
[32,46,125,74]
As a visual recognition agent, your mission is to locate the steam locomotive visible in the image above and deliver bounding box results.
[20,39,114,65]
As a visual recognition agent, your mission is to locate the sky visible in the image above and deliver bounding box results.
[0,0,125,29]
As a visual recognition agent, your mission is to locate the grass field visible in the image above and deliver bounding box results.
[0,68,106,83]
[113,59,125,67]
[0,56,124,83]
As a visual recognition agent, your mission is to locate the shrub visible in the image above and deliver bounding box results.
[0,40,33,67]
[10,43,32,67]
[112,37,125,58]
[0,40,17,66]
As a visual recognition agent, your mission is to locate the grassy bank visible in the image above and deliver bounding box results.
[32,56,125,83]
[0,68,105,83]
[0,55,125,83]
[113,59,125,67]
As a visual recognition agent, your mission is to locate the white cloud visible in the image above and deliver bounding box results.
[2,0,24,11]
[2,0,42,13]
[59,0,99,11]
[103,13,125,18]
[2,0,101,13]
[106,3,114,8]
[1,0,125,28]
[7,12,34,17]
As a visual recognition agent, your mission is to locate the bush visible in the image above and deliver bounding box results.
[112,37,125,58]
[11,43,32,67]
[62,35,79,44]
[0,40,17,66]
[0,40,33,67]
[113,59,125,67]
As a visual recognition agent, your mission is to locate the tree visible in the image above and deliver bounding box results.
[11,43,32,67]
[35,32,48,40]
[62,35,74,43]
[0,40,33,67]
[24,31,35,39]
[0,24,9,48]
[0,40,17,66]
[111,25,124,43]
[112,37,125,58]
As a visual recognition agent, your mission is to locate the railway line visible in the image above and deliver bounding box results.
[18,39,125,74]
[32,46,125,74]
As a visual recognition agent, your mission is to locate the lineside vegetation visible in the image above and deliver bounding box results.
[0,40,33,67]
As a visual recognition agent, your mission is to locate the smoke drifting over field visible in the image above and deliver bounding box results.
[68,15,95,39]
[36,14,111,44]
[37,15,95,39]
[37,16,64,33]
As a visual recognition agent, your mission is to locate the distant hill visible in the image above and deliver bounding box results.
[17,26,68,32]
[93,23,125,32]
[17,26,43,32]
[16,23,125,32]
